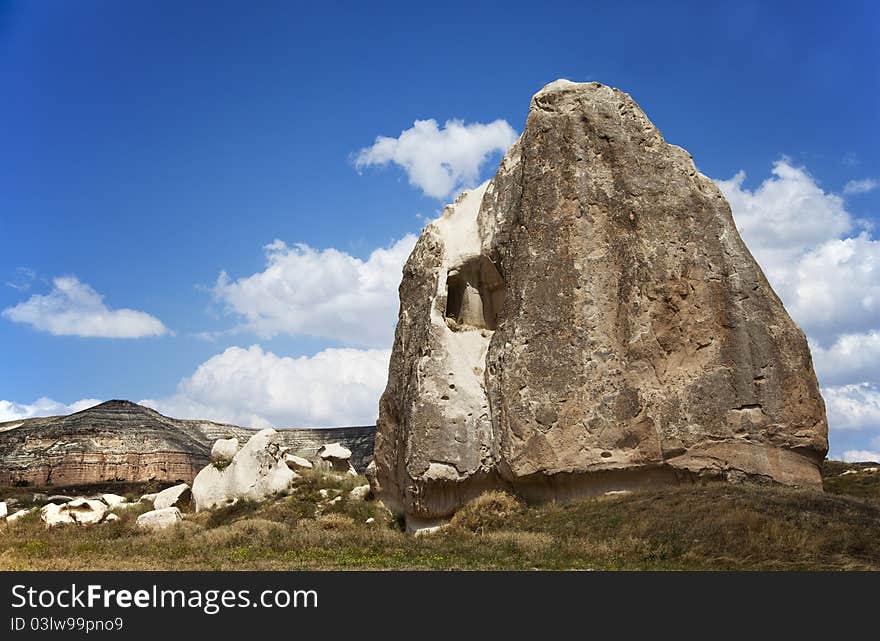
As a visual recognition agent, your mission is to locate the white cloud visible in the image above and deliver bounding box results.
[843,178,878,195]
[211,236,416,347]
[821,383,880,431]
[355,118,518,199]
[2,276,169,338]
[716,159,880,458]
[788,234,880,342]
[842,450,880,463]
[141,345,390,428]
[810,331,880,386]
[715,160,852,297]
[0,397,102,423]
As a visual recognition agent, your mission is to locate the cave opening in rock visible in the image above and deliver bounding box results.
[445,256,505,330]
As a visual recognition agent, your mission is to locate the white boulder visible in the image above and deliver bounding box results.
[316,443,358,475]
[40,502,75,527]
[101,494,127,508]
[349,485,371,501]
[41,499,108,527]
[6,508,34,524]
[0,501,7,520]
[211,437,240,463]
[192,429,298,511]
[284,453,313,470]
[103,513,120,523]
[140,493,159,505]
[153,483,191,510]
[137,507,182,530]
[317,442,352,460]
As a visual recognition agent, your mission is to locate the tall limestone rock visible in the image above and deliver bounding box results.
[372,80,828,525]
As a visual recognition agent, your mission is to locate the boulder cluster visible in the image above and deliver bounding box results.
[191,429,360,511]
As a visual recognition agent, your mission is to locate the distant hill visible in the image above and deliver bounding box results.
[0,400,374,486]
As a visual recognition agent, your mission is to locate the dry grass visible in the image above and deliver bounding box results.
[2,465,879,571]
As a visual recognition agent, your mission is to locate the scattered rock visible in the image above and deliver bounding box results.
[153,483,191,510]
[604,490,633,497]
[41,499,108,527]
[103,513,120,523]
[45,495,75,505]
[0,501,7,520]
[349,485,371,501]
[140,493,159,505]
[211,437,240,463]
[284,453,313,470]
[365,517,375,524]
[413,525,444,537]
[136,507,182,530]
[318,442,352,460]
[327,496,342,506]
[192,429,298,511]
[32,493,47,503]
[373,79,828,523]
[101,493,127,507]
[6,508,34,523]
[40,503,75,527]
[318,489,331,499]
[316,443,358,476]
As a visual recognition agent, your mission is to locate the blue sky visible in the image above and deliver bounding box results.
[1,1,878,459]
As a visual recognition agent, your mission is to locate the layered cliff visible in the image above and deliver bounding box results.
[0,400,374,486]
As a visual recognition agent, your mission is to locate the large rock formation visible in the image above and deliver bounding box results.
[373,80,828,525]
[0,400,375,486]
[191,429,297,511]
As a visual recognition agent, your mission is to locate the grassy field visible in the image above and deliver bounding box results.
[1,462,879,571]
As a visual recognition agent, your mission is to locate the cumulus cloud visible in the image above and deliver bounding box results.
[821,383,880,431]
[843,178,878,195]
[2,276,169,338]
[141,345,390,428]
[810,331,880,386]
[0,397,102,423]
[211,236,416,347]
[354,118,518,199]
[842,450,880,463]
[716,159,880,460]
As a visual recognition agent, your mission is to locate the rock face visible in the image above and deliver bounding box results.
[191,429,297,511]
[0,400,375,487]
[373,80,828,523]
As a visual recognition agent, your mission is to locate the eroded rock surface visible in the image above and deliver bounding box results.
[192,430,297,511]
[373,80,828,522]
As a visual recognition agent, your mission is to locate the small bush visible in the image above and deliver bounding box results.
[206,500,259,528]
[450,491,522,533]
[316,513,356,531]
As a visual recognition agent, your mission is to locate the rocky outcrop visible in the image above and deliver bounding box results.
[191,429,297,511]
[316,443,358,476]
[373,80,828,524]
[0,400,375,487]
